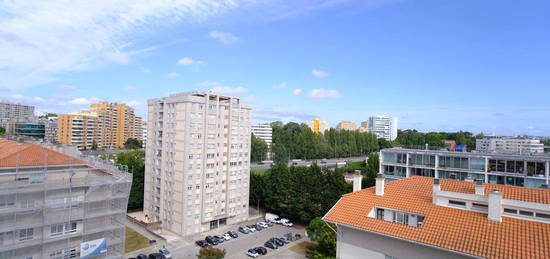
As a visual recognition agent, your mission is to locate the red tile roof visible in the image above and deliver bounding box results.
[323,176,550,259]
[0,139,83,167]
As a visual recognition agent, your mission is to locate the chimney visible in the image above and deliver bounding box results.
[432,178,441,204]
[375,173,384,196]
[352,173,362,192]
[488,189,502,222]
[475,180,484,196]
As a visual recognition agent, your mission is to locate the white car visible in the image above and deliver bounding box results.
[258,222,268,228]
[247,249,259,258]
[249,226,257,232]
[223,233,232,240]
[282,221,293,227]
[280,218,290,224]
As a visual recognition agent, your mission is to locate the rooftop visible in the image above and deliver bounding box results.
[0,139,83,168]
[382,147,550,160]
[323,176,550,259]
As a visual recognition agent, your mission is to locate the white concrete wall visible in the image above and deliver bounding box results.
[338,225,473,259]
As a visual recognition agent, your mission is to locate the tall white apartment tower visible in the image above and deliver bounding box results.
[368,115,398,141]
[144,92,252,236]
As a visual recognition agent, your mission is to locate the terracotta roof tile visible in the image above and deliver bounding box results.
[0,138,83,167]
[323,176,550,259]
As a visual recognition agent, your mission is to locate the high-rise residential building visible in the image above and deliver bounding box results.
[42,116,59,143]
[358,121,369,132]
[308,118,329,134]
[368,115,398,141]
[0,101,35,128]
[336,121,357,131]
[58,112,99,150]
[324,175,550,259]
[0,139,132,259]
[144,92,251,236]
[58,102,142,150]
[476,136,544,154]
[380,148,550,188]
[141,121,148,148]
[251,123,272,160]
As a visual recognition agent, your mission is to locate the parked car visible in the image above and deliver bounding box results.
[247,225,257,232]
[228,230,239,238]
[255,223,264,230]
[272,217,283,224]
[205,236,219,245]
[265,213,279,223]
[195,240,209,247]
[270,237,284,246]
[247,249,259,258]
[159,248,172,259]
[278,236,290,244]
[280,218,290,224]
[264,241,278,249]
[239,226,250,234]
[258,222,269,228]
[282,221,293,227]
[214,235,225,243]
[254,247,268,255]
[222,233,232,240]
[265,221,274,227]
[136,255,148,259]
[148,253,165,259]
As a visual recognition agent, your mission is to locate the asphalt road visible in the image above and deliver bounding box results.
[251,156,366,169]
[169,219,307,259]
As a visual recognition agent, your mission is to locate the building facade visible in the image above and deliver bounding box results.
[476,136,544,154]
[58,102,143,150]
[308,119,329,135]
[358,121,369,133]
[0,139,132,259]
[144,92,251,236]
[368,115,398,141]
[0,101,35,127]
[336,121,357,131]
[251,123,272,146]
[380,148,550,188]
[324,175,550,259]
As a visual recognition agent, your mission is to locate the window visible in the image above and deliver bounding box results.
[536,213,550,219]
[19,228,33,241]
[472,203,488,210]
[519,210,534,217]
[504,208,518,214]
[448,200,466,206]
[376,208,384,220]
[392,211,407,225]
[49,247,78,259]
[50,222,77,237]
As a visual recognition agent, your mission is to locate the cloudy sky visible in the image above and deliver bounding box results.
[1,0,549,136]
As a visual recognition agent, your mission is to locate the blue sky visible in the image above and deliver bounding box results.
[1,0,549,136]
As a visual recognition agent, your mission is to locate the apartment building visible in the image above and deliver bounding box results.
[141,121,148,148]
[251,123,272,146]
[476,136,544,154]
[324,175,550,259]
[358,121,369,133]
[308,118,329,134]
[144,92,251,236]
[0,139,132,259]
[368,115,398,141]
[380,148,550,188]
[58,102,143,150]
[336,121,357,131]
[0,101,35,127]
[58,112,99,150]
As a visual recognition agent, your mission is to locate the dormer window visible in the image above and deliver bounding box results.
[371,207,425,227]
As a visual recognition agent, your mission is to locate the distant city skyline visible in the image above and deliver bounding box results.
[1,1,549,136]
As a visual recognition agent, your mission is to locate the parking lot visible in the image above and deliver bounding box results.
[165,219,308,259]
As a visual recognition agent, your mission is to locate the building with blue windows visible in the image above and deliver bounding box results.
[380,148,549,188]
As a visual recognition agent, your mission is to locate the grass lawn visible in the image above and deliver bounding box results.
[289,241,314,255]
[251,168,270,176]
[125,227,151,253]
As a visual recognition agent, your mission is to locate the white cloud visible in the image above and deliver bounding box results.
[293,88,302,96]
[209,30,239,44]
[198,81,248,94]
[311,69,329,78]
[0,1,240,90]
[274,82,288,89]
[177,57,204,66]
[69,96,99,105]
[308,88,342,99]
[167,72,179,79]
[124,86,136,91]
[57,85,76,91]
[125,100,141,107]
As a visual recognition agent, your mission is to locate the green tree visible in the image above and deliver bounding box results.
[91,141,98,150]
[124,138,143,149]
[306,217,336,259]
[377,138,393,149]
[363,153,379,188]
[250,133,268,162]
[113,150,145,210]
[0,125,5,136]
[197,246,226,259]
